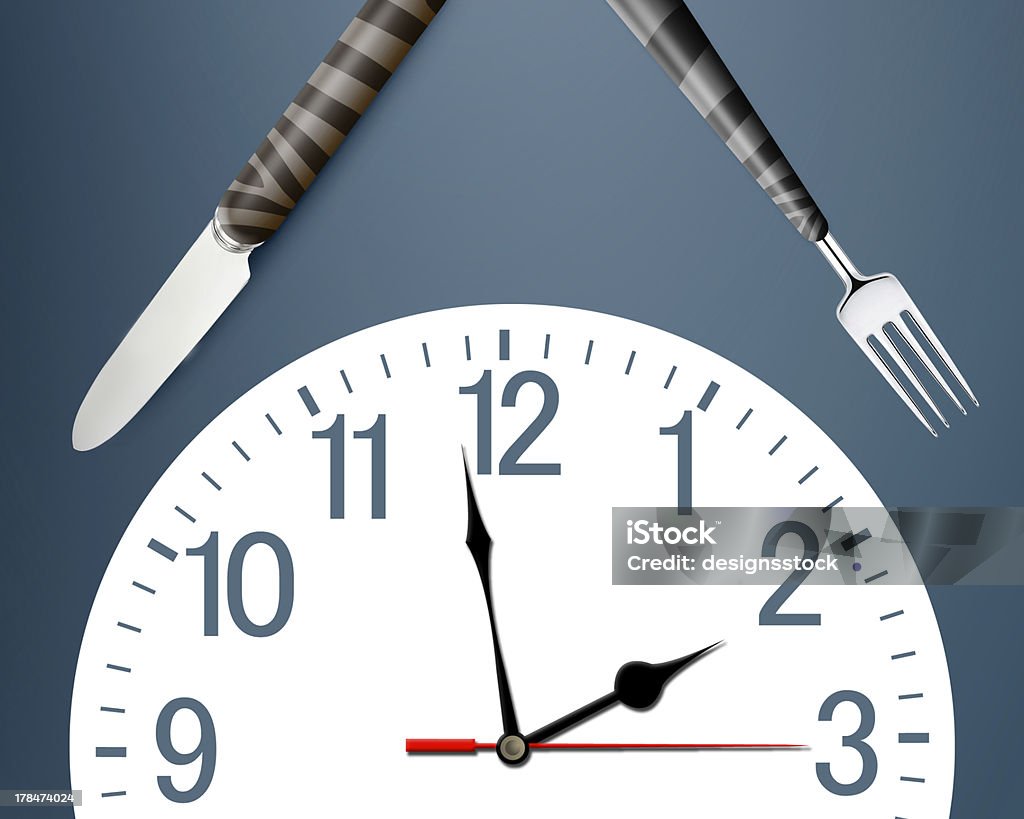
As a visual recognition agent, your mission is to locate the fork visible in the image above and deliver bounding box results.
[607,0,977,436]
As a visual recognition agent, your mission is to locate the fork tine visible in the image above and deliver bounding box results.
[857,335,937,437]
[894,315,967,416]
[875,329,949,429]
[903,308,979,408]
[882,323,952,427]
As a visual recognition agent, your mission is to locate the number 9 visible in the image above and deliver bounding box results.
[156,697,217,803]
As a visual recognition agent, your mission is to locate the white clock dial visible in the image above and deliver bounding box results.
[70,305,953,817]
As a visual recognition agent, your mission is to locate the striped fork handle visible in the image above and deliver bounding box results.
[214,0,446,249]
[607,0,828,242]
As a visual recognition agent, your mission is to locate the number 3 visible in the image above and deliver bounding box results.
[816,690,878,796]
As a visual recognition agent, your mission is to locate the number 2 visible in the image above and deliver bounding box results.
[758,521,822,626]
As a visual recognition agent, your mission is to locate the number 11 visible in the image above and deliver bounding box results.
[313,413,386,519]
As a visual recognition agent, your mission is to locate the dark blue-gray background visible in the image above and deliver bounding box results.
[1,0,1020,814]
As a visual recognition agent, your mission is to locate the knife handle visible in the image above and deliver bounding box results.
[607,0,828,243]
[214,0,446,249]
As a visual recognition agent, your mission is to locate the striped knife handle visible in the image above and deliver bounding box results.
[607,0,828,242]
[214,0,446,249]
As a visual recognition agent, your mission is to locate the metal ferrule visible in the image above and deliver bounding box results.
[816,232,870,294]
[211,215,261,254]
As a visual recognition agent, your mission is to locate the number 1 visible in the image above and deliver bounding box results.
[660,410,692,514]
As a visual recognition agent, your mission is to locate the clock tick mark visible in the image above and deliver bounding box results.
[266,413,283,434]
[339,370,353,394]
[737,408,753,429]
[900,776,926,784]
[543,334,551,359]
[106,663,131,673]
[822,496,844,512]
[697,381,719,411]
[95,747,127,758]
[232,441,251,461]
[101,791,126,798]
[798,466,818,484]
[421,342,431,368]
[839,529,871,551]
[663,365,677,389]
[880,610,905,621]
[146,539,177,562]
[174,506,196,523]
[899,733,930,744]
[499,329,510,360]
[892,650,917,661]
[899,692,924,700]
[380,354,392,378]
[625,350,636,374]
[115,621,141,634]
[201,472,222,491]
[298,386,320,416]
[99,706,126,714]
[465,335,472,361]
[864,569,889,584]
[769,436,787,455]
[131,581,155,595]
[584,340,594,365]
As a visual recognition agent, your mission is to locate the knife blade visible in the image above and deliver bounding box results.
[73,0,447,451]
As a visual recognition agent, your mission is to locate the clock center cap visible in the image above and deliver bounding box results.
[497,734,529,765]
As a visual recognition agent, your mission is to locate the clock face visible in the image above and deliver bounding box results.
[70,305,953,817]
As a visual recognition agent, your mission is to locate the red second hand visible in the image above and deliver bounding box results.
[405,739,804,753]
[531,742,804,750]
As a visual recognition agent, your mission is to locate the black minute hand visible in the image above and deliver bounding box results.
[524,642,722,745]
[462,449,523,754]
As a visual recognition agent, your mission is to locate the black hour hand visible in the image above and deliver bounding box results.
[524,642,722,745]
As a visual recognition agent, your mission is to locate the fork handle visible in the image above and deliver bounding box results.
[213,0,446,249]
[607,0,828,242]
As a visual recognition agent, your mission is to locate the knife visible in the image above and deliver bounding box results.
[72,0,447,451]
